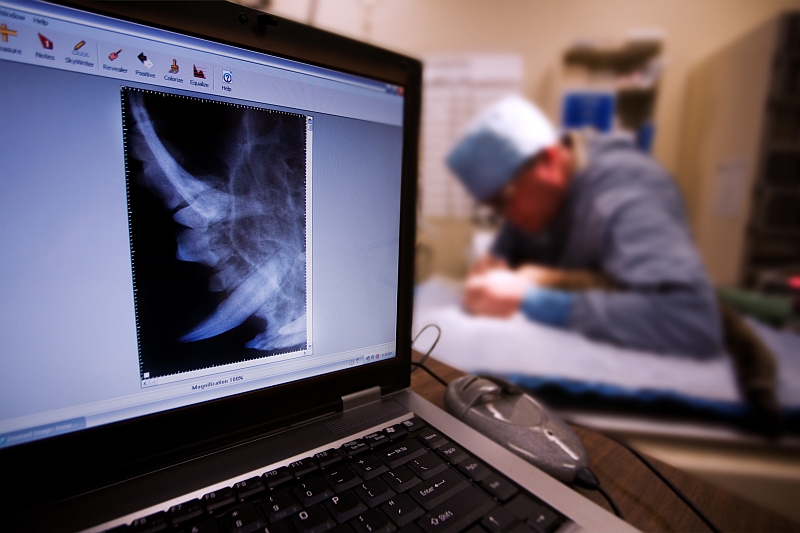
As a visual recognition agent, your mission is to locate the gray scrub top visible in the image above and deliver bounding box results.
[492,134,723,358]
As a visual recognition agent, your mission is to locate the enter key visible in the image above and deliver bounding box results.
[409,468,469,510]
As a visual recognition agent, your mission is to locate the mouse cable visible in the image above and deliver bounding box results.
[577,427,721,533]
[411,324,441,373]
[573,468,624,519]
[410,361,450,387]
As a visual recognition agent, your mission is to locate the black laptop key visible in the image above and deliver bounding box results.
[296,478,335,506]
[506,524,535,533]
[379,439,426,468]
[265,467,295,489]
[264,520,295,533]
[263,489,303,522]
[328,525,355,533]
[398,523,424,533]
[481,506,517,533]
[383,424,408,441]
[184,519,223,533]
[434,445,468,466]
[363,431,389,448]
[292,505,336,533]
[456,458,490,483]
[380,494,424,527]
[415,430,446,450]
[236,477,267,499]
[406,454,448,481]
[341,439,370,458]
[221,503,267,533]
[204,487,237,512]
[315,449,343,468]
[480,474,518,503]
[417,486,495,533]
[399,417,425,434]
[503,495,559,526]
[325,465,362,493]
[464,525,489,533]
[382,466,421,493]
[291,458,320,478]
[351,508,397,533]
[131,511,169,533]
[170,499,204,526]
[352,454,389,480]
[355,478,396,507]
[325,490,368,523]
[525,507,561,533]
[409,468,469,510]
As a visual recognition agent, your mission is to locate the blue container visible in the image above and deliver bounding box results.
[561,91,615,133]
[636,122,656,153]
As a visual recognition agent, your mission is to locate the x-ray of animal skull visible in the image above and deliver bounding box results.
[121,88,308,379]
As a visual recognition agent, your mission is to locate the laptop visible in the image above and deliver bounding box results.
[0,2,635,532]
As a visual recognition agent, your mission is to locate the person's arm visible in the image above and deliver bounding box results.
[570,287,722,358]
[516,264,615,291]
[565,192,724,358]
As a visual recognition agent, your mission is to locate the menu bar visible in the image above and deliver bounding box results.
[0,2,403,126]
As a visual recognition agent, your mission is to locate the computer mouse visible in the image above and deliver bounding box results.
[445,374,589,484]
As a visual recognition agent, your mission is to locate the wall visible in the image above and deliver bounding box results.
[266,0,800,187]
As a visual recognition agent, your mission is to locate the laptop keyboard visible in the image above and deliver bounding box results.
[108,416,567,533]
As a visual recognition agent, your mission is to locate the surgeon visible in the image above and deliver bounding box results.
[447,96,723,358]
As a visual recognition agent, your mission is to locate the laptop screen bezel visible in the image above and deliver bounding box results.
[1,0,420,507]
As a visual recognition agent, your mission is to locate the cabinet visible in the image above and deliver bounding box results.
[678,12,800,287]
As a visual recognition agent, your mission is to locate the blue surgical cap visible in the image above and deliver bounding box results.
[446,96,558,200]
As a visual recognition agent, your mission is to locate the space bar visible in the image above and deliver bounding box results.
[418,486,496,533]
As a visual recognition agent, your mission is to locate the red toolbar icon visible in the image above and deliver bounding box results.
[38,33,53,50]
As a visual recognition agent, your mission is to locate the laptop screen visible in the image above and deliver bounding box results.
[0,1,405,448]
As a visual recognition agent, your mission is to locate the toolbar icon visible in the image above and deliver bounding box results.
[73,40,86,51]
[38,33,53,50]
[222,69,232,84]
[169,59,179,74]
[137,52,153,69]
[108,48,122,61]
[0,24,17,43]
[192,64,207,79]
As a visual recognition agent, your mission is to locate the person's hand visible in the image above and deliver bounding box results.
[468,254,509,277]
[463,269,530,317]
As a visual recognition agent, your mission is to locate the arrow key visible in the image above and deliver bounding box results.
[481,506,517,533]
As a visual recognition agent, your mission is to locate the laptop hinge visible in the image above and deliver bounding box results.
[341,386,382,411]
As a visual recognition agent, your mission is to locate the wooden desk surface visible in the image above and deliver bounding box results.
[410,356,800,533]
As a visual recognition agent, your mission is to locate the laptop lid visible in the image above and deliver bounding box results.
[0,0,420,507]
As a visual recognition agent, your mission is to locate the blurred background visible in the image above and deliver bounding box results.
[245,0,800,290]
[237,0,800,523]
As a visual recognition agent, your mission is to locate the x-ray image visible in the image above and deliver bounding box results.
[121,88,308,380]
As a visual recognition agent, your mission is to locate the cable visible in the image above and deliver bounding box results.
[577,427,721,533]
[573,467,624,520]
[410,361,449,387]
[595,484,623,519]
[615,437,721,533]
[411,324,441,372]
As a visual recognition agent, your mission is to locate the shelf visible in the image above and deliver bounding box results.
[564,41,661,72]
